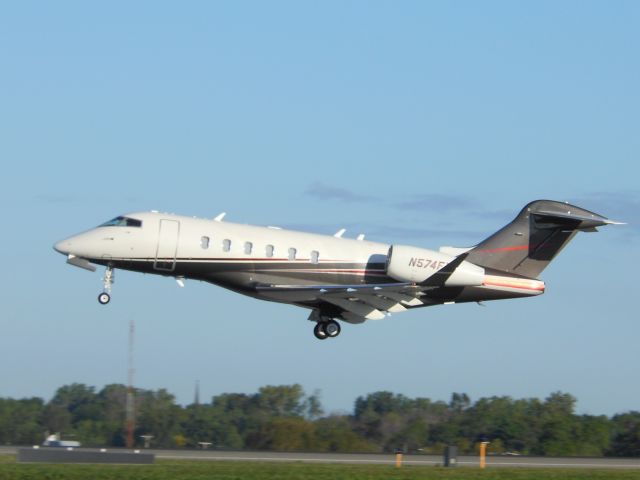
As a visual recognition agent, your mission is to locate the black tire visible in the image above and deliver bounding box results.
[325,320,341,338]
[313,323,328,340]
[98,293,111,305]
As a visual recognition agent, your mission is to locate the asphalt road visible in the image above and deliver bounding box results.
[2,446,640,469]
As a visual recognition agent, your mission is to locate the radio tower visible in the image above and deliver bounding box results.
[126,319,136,449]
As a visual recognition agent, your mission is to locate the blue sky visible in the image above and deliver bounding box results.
[1,1,638,416]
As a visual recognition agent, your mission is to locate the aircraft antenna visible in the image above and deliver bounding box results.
[126,319,136,449]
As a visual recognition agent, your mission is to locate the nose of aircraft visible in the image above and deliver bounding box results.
[53,229,110,259]
[53,238,72,255]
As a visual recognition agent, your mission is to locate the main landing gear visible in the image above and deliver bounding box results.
[313,320,341,340]
[98,265,114,305]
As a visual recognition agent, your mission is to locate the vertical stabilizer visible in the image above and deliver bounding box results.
[466,200,612,278]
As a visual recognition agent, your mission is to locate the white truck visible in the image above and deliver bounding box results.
[42,433,81,448]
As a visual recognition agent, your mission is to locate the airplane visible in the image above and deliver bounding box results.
[54,200,620,340]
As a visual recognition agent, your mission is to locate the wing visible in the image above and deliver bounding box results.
[255,253,470,324]
[256,282,435,323]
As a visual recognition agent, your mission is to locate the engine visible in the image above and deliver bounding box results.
[386,244,485,286]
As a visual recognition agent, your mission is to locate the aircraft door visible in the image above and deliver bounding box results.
[154,219,180,272]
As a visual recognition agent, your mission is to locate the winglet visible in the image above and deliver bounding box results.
[214,212,226,222]
[334,228,346,238]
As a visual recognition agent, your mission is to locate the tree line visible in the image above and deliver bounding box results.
[0,384,638,456]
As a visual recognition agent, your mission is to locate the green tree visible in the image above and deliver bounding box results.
[210,392,254,447]
[41,403,72,436]
[181,404,217,446]
[450,392,470,412]
[0,398,45,444]
[314,415,378,452]
[610,412,640,457]
[537,392,578,456]
[50,383,101,425]
[1,384,637,457]
[181,403,244,448]
[255,385,306,417]
[305,390,324,419]
[353,391,412,446]
[572,414,611,456]
[254,417,317,451]
[388,418,430,452]
[136,388,183,447]
[96,384,128,446]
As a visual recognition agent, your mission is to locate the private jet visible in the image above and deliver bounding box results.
[54,200,618,339]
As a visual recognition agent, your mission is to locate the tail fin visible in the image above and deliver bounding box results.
[466,200,614,278]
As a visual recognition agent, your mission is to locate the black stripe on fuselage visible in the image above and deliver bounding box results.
[89,257,392,290]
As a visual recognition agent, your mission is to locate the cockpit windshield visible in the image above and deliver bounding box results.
[99,216,142,228]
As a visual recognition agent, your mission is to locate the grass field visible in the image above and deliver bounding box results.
[1,455,640,480]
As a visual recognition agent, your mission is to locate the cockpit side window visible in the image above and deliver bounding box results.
[125,218,142,227]
[99,216,142,228]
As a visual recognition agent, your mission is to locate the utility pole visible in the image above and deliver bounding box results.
[126,319,135,449]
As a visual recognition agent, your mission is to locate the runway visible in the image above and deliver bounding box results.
[2,446,640,468]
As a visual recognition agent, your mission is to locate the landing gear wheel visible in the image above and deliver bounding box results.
[98,292,111,305]
[99,266,114,305]
[313,323,328,340]
[324,320,341,338]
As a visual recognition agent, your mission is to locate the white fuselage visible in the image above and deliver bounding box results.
[53,200,616,339]
[54,210,546,338]
[54,211,394,290]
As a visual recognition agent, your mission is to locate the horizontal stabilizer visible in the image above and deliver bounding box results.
[532,210,612,230]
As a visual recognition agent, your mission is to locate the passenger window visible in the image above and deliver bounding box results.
[223,239,231,252]
[265,245,274,258]
[201,236,210,249]
[288,248,297,261]
[310,250,319,264]
[244,242,253,254]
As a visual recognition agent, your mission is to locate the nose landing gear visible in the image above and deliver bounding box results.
[98,266,114,305]
[313,320,341,340]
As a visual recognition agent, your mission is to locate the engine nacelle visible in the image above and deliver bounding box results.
[386,244,485,286]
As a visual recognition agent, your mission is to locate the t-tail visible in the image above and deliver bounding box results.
[465,200,621,279]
